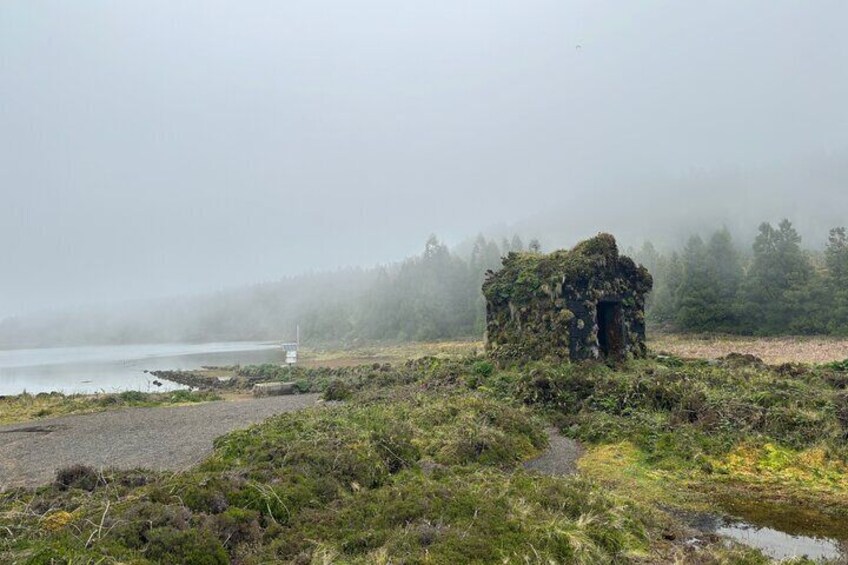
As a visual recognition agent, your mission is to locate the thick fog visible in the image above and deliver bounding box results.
[2,1,847,321]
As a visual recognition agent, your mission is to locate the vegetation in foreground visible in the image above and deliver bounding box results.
[0,389,221,426]
[4,354,848,563]
[516,355,848,517]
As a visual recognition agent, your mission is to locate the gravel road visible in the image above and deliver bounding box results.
[523,427,582,476]
[0,394,320,490]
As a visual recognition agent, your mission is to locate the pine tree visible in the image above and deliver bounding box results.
[635,241,661,276]
[741,220,813,333]
[706,228,742,330]
[633,241,661,315]
[826,227,848,333]
[650,251,683,325]
[826,227,848,281]
[676,236,720,330]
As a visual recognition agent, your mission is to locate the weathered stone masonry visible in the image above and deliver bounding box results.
[482,233,652,363]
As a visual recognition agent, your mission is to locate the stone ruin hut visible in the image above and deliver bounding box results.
[482,233,652,363]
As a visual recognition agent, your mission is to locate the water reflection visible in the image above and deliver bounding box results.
[718,522,842,562]
[686,495,848,562]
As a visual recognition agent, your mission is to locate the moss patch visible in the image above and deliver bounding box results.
[483,233,652,363]
[7,354,846,562]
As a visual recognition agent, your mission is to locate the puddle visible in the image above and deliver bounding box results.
[717,495,848,542]
[676,496,848,562]
[717,521,842,561]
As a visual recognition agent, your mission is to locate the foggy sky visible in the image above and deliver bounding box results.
[2,1,847,318]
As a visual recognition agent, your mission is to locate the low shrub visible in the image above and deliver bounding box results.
[145,526,229,565]
[54,464,101,492]
[207,507,262,547]
[111,501,193,549]
[823,358,848,372]
[323,379,351,401]
[118,390,147,403]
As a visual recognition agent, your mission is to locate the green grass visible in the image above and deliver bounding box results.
[0,359,663,564]
[511,356,848,515]
[0,396,651,563]
[0,389,222,425]
[5,354,847,563]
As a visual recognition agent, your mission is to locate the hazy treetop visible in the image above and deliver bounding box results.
[1,1,846,317]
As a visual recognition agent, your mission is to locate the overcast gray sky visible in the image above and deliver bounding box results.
[2,1,847,318]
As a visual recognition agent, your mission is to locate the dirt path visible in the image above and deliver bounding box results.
[524,428,582,476]
[0,394,320,490]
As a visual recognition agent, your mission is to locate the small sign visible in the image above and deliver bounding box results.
[281,342,298,365]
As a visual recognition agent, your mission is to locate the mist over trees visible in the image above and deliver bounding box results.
[303,235,483,343]
[636,220,848,335]
[0,234,525,348]
[3,219,848,349]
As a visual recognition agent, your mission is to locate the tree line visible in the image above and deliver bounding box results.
[299,234,539,342]
[0,234,534,347]
[4,220,846,348]
[633,220,848,335]
[349,219,848,340]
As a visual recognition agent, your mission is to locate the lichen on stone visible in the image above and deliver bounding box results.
[483,233,652,363]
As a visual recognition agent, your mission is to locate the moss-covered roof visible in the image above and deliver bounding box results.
[482,233,651,304]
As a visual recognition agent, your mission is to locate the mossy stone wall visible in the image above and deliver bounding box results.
[483,233,652,363]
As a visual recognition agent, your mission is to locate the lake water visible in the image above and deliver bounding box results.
[0,342,285,395]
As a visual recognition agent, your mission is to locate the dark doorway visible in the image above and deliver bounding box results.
[597,301,624,359]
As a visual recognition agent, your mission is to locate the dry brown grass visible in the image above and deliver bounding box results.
[298,340,483,368]
[307,336,848,367]
[0,394,103,426]
[649,333,848,365]
[0,390,220,426]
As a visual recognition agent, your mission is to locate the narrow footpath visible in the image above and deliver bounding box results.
[523,427,583,476]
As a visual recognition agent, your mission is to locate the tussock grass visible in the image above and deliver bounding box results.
[0,360,661,564]
[4,353,846,562]
[0,389,221,425]
[515,356,848,514]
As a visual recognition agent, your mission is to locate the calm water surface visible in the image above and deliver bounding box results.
[0,342,284,395]
[718,522,843,562]
[673,496,848,562]
[713,495,848,561]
